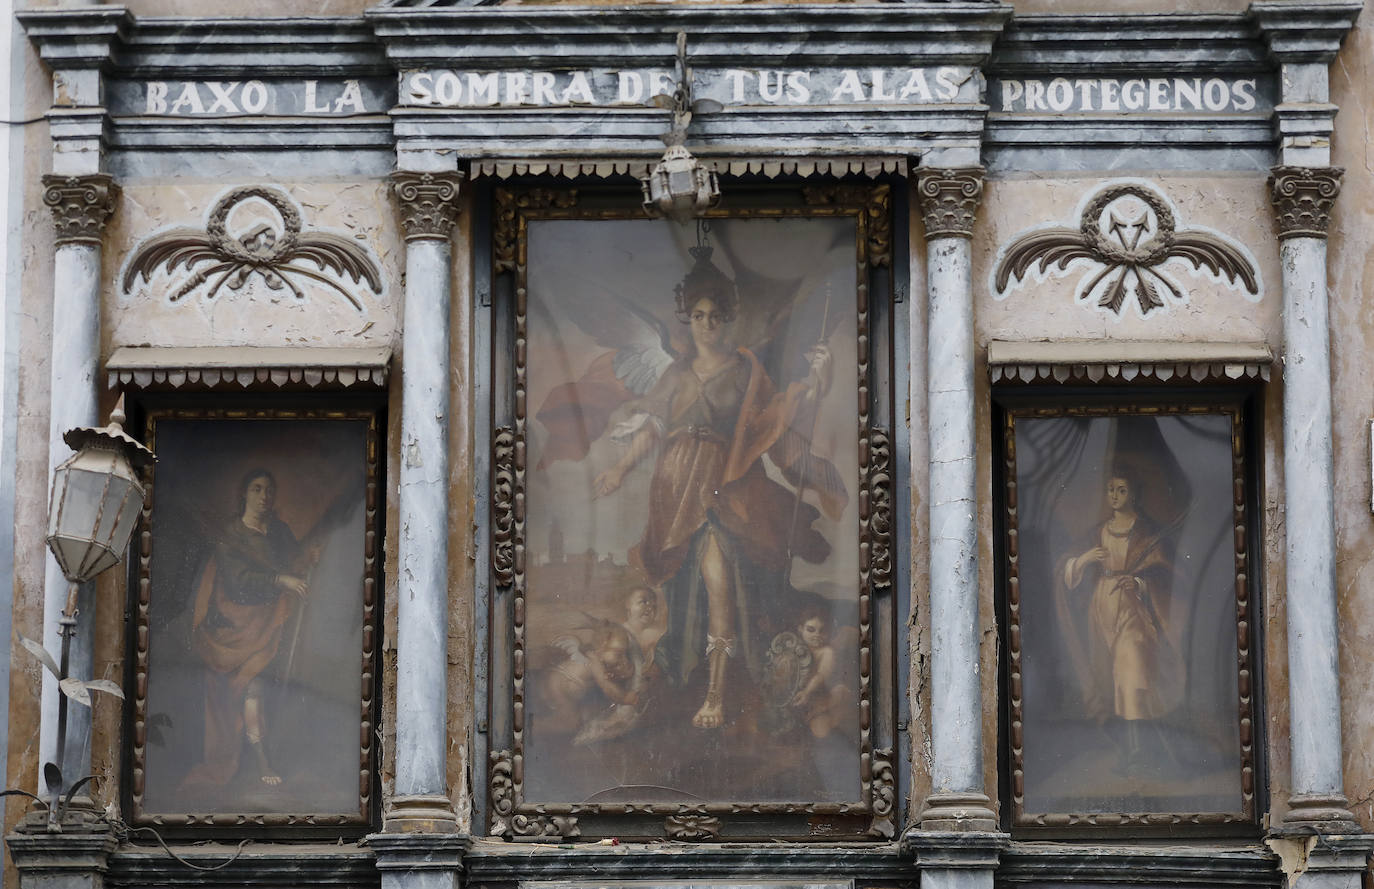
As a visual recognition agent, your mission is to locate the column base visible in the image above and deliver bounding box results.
[1266,831,1374,889]
[902,828,1008,889]
[369,832,467,889]
[1281,794,1360,833]
[6,811,117,889]
[917,792,998,832]
[384,795,461,834]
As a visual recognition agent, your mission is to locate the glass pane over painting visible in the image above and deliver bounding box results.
[520,216,864,807]
[139,416,373,820]
[1011,411,1246,818]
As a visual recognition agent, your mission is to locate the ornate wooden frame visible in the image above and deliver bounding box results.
[997,397,1260,834]
[127,405,382,833]
[487,182,897,841]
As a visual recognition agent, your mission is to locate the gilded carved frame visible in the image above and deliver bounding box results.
[127,405,382,833]
[487,182,897,841]
[997,396,1261,834]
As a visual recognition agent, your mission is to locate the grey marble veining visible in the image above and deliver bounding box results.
[39,243,102,796]
[925,235,981,798]
[1279,235,1344,806]
[394,238,453,802]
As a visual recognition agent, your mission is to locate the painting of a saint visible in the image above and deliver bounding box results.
[1008,408,1253,821]
[136,414,377,822]
[518,215,866,808]
[181,468,315,791]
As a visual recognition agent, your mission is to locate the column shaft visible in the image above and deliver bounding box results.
[388,171,464,832]
[914,169,995,830]
[927,233,979,796]
[1268,165,1354,827]
[38,175,116,794]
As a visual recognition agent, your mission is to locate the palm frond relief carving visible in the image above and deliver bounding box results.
[122,186,383,311]
[993,181,1261,318]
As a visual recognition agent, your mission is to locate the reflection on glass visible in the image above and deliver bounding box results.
[141,418,369,817]
[1014,412,1244,816]
[523,218,863,805]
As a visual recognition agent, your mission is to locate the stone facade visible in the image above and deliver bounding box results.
[2,1,1373,889]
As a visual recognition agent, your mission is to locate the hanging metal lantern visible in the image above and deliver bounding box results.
[46,401,155,584]
[642,145,721,225]
[640,32,721,225]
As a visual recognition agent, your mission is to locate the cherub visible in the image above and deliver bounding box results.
[542,625,639,737]
[621,587,664,666]
[789,605,848,739]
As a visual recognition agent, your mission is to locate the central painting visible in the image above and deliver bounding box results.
[489,185,894,841]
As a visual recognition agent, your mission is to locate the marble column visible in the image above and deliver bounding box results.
[38,174,118,798]
[913,168,996,834]
[1268,166,1358,832]
[386,171,464,833]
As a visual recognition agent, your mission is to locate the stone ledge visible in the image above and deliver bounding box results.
[1000,841,1280,886]
[988,339,1272,384]
[105,346,391,390]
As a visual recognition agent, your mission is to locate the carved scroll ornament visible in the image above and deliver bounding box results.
[994,181,1260,318]
[915,168,984,239]
[1268,166,1343,240]
[489,750,579,840]
[393,171,464,241]
[492,426,518,587]
[122,186,383,310]
[43,174,119,245]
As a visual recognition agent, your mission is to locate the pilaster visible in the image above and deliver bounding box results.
[902,830,1007,889]
[37,172,119,801]
[369,833,467,889]
[1266,164,1359,839]
[6,811,117,889]
[21,5,126,811]
[912,167,996,834]
[386,169,465,836]
[1250,0,1360,167]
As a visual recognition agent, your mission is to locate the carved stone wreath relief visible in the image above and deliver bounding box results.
[993,181,1261,318]
[122,186,384,311]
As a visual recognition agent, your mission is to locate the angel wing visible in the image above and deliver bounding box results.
[122,229,221,292]
[1164,233,1259,294]
[284,233,384,294]
[532,270,681,467]
[993,227,1098,293]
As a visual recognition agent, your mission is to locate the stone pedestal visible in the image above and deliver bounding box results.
[903,829,1007,889]
[6,811,116,889]
[370,833,467,889]
[1268,833,1374,889]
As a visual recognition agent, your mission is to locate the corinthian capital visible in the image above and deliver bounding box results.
[915,168,985,240]
[393,172,465,241]
[42,173,119,245]
[1268,166,1343,240]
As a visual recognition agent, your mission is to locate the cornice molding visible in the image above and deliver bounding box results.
[367,5,1013,69]
[16,7,131,70]
[1250,0,1362,64]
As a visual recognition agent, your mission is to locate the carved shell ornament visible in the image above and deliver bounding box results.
[122,186,383,310]
[992,181,1260,318]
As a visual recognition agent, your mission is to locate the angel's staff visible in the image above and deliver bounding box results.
[280,554,322,687]
[778,282,833,598]
[280,488,360,685]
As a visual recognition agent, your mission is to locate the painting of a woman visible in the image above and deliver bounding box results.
[181,468,314,791]
[1059,467,1182,773]
[591,246,842,728]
